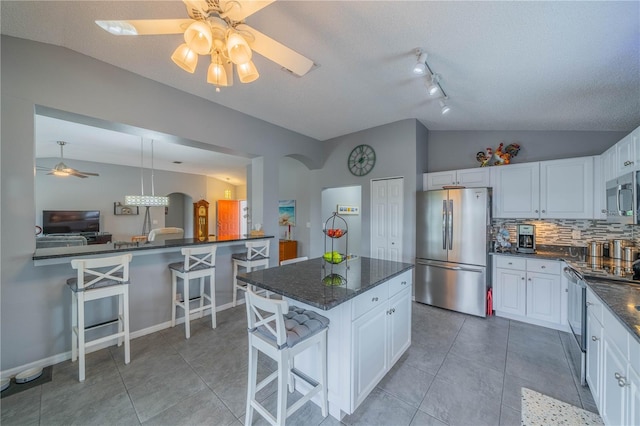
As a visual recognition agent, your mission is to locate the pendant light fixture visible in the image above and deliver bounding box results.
[124,138,169,236]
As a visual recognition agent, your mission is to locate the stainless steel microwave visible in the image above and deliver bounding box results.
[606,171,639,224]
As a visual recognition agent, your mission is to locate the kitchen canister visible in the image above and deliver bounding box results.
[611,239,626,259]
[588,242,603,257]
[623,247,638,262]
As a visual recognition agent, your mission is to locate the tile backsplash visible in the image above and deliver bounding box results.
[492,219,638,247]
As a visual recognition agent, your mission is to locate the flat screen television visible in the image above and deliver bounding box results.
[42,210,100,234]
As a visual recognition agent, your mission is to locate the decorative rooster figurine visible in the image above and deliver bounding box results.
[493,143,510,165]
[476,147,493,167]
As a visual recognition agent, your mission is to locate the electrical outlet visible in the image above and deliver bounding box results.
[572,229,581,239]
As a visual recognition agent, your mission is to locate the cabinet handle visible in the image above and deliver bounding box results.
[372,297,379,302]
[591,336,599,341]
[601,209,607,214]
[614,372,623,380]
[392,308,396,313]
[387,310,391,315]
[508,262,513,265]
[401,281,407,285]
[541,265,546,269]
[618,379,628,387]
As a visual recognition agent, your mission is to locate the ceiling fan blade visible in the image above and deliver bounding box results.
[65,170,88,178]
[219,0,275,21]
[96,19,194,35]
[74,171,100,177]
[238,24,314,77]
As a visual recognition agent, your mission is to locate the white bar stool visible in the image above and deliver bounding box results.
[244,287,329,426]
[67,254,133,382]
[232,240,270,307]
[169,245,217,339]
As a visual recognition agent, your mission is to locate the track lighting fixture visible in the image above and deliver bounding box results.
[412,47,451,115]
[413,49,427,75]
[439,99,451,115]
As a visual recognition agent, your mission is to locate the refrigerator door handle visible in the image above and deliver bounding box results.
[448,199,454,250]
[442,200,447,250]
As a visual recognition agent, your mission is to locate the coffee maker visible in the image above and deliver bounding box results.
[517,224,536,253]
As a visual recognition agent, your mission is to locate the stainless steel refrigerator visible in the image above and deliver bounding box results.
[415,188,492,317]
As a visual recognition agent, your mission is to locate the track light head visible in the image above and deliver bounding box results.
[439,99,451,115]
[413,49,427,75]
[426,74,440,96]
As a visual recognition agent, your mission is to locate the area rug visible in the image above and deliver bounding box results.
[521,388,603,425]
[1,366,53,399]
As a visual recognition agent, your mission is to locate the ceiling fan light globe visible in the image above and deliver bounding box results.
[227,32,252,65]
[207,62,229,86]
[171,43,198,73]
[52,170,70,177]
[184,21,213,55]
[237,60,259,83]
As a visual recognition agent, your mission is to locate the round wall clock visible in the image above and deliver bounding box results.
[348,144,376,176]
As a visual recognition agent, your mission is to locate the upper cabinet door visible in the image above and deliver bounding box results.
[424,171,456,190]
[491,162,540,218]
[617,133,636,175]
[540,157,594,219]
[456,168,490,188]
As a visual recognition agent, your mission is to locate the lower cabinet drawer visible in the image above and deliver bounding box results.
[388,270,412,298]
[352,282,388,320]
[526,258,561,274]
[495,256,526,270]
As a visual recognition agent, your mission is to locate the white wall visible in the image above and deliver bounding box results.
[321,186,362,256]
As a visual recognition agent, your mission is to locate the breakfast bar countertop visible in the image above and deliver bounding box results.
[32,234,274,265]
[237,256,414,311]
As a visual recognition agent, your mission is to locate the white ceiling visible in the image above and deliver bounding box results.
[3,1,640,179]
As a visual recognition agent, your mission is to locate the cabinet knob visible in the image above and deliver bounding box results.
[401,281,407,285]
[542,210,546,213]
[591,336,599,341]
[586,301,593,306]
[601,209,608,214]
[541,265,546,269]
[535,210,539,213]
[508,262,513,265]
[372,297,378,302]
[614,372,623,380]
[521,277,525,280]
[528,278,532,281]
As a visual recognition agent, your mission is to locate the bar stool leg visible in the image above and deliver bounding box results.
[78,293,86,382]
[245,345,258,426]
[232,262,239,307]
[123,290,130,365]
[198,277,204,319]
[117,292,124,347]
[171,271,177,327]
[184,277,191,339]
[71,291,77,362]
[320,336,328,417]
[276,350,288,426]
[209,271,216,329]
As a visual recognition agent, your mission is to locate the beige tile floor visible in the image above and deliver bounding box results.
[0,302,595,425]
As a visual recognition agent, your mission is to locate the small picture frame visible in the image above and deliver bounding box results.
[279,200,296,226]
[337,205,359,215]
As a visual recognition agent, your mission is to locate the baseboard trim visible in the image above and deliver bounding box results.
[0,302,242,379]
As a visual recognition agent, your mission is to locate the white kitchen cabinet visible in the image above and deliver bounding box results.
[616,132,636,176]
[423,167,490,190]
[492,157,594,219]
[539,157,594,219]
[352,300,389,408]
[586,306,603,409]
[594,156,607,220]
[492,255,566,330]
[587,287,640,426]
[494,267,527,316]
[601,335,627,426]
[602,146,618,183]
[351,271,412,410]
[526,271,561,324]
[491,162,540,218]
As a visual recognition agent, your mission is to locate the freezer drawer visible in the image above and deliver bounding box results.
[415,259,487,317]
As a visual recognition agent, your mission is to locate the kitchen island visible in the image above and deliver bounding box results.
[237,256,414,420]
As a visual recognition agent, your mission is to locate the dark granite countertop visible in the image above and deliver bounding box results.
[33,235,274,261]
[237,256,414,311]
[584,278,640,344]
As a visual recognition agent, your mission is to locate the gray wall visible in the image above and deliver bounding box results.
[278,156,312,257]
[426,130,626,172]
[308,119,426,264]
[1,35,322,371]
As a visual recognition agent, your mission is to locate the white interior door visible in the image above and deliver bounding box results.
[371,177,404,261]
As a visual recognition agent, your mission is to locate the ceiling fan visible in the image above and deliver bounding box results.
[37,141,100,178]
[95,0,315,90]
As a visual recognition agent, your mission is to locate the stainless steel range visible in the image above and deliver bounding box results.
[564,264,587,385]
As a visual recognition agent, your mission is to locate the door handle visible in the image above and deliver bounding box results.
[427,264,462,271]
[442,200,447,250]
[448,199,453,250]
